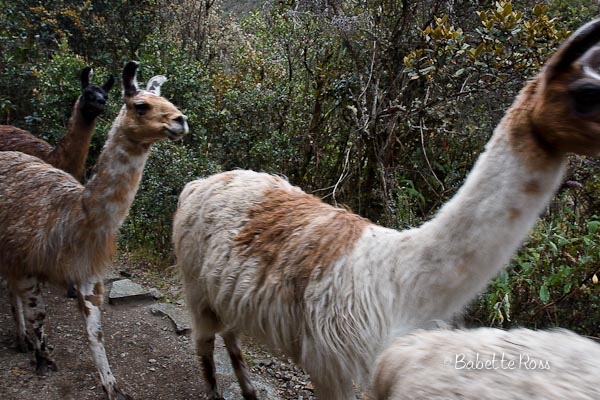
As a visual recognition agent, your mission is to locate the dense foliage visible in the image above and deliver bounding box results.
[1,0,599,334]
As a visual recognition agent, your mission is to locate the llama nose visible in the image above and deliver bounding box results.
[94,93,106,105]
[171,115,189,136]
[173,115,187,125]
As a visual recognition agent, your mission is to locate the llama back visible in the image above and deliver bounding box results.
[174,169,387,381]
[174,170,285,300]
[0,125,53,158]
[0,151,114,285]
[372,328,600,400]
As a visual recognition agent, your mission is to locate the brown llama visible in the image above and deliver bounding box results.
[0,61,188,400]
[0,66,115,182]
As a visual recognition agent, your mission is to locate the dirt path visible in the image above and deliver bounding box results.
[0,282,210,400]
[0,257,321,400]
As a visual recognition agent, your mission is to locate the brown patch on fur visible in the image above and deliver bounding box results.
[93,281,103,297]
[502,79,564,171]
[235,186,371,300]
[523,180,541,195]
[217,171,236,185]
[84,282,104,308]
[508,207,522,222]
[504,44,600,164]
[371,358,394,400]
[501,38,600,168]
[77,295,91,317]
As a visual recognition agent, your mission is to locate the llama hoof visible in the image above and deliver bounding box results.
[35,357,58,375]
[106,385,133,400]
[66,284,78,299]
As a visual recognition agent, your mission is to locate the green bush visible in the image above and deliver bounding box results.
[120,141,217,263]
[468,199,600,334]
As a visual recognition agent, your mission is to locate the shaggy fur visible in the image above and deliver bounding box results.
[173,19,600,400]
[372,328,600,400]
[0,67,114,182]
[0,62,188,400]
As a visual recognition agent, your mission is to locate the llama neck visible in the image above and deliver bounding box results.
[49,98,97,182]
[81,114,150,232]
[393,112,566,324]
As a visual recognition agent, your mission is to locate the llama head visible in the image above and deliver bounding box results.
[118,61,189,144]
[529,19,600,156]
[78,66,115,120]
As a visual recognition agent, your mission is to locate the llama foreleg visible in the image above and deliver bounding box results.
[7,282,32,352]
[222,332,258,400]
[196,334,223,400]
[77,280,132,400]
[15,277,56,374]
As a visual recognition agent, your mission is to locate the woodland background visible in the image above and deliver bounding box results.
[1,0,599,335]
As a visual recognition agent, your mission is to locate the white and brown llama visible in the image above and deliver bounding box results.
[173,19,600,400]
[372,328,600,400]
[0,61,188,400]
[0,66,114,182]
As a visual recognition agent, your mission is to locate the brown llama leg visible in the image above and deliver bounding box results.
[196,334,223,400]
[77,280,132,400]
[222,332,258,400]
[7,282,32,353]
[14,277,57,374]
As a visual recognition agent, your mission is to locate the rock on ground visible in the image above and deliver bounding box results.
[108,279,154,305]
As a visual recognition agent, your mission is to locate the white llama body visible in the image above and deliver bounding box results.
[175,127,564,392]
[174,19,600,400]
[372,328,600,400]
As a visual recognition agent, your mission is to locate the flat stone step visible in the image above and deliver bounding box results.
[149,303,192,335]
[103,269,123,284]
[108,279,154,305]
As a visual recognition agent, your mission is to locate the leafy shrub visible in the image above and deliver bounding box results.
[120,141,216,263]
[468,198,600,335]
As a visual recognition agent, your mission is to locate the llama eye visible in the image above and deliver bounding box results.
[134,101,150,115]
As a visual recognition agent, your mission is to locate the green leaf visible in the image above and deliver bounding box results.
[588,221,600,235]
[563,281,572,295]
[539,285,550,304]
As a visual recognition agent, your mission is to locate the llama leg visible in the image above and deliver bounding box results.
[66,283,78,299]
[15,277,56,374]
[222,332,257,400]
[7,282,32,352]
[189,304,225,400]
[195,333,223,400]
[77,280,132,400]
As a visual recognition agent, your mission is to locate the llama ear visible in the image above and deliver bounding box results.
[146,75,167,95]
[102,74,115,93]
[122,61,140,98]
[81,67,93,90]
[545,18,600,80]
